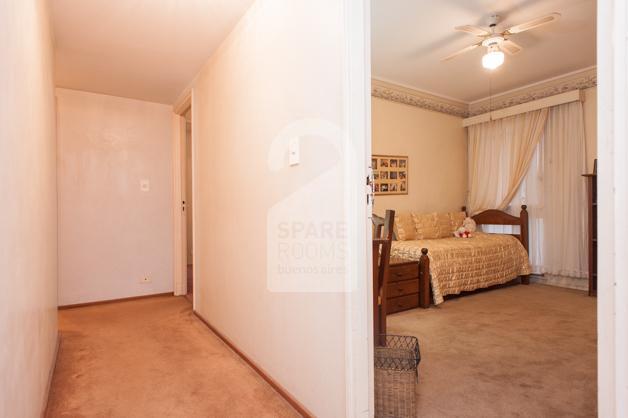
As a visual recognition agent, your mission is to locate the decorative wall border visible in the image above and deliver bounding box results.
[372,67,597,119]
[468,67,598,116]
[371,79,468,118]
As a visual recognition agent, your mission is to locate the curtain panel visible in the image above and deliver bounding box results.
[466,101,588,279]
[467,108,548,215]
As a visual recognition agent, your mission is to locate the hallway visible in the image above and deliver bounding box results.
[45,296,298,418]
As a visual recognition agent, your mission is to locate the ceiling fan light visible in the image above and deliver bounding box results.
[482,48,504,70]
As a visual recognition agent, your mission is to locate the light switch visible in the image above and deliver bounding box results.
[140,179,150,192]
[289,137,300,166]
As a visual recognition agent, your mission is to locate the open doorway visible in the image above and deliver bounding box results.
[184,108,194,302]
[370,0,597,416]
[172,93,194,302]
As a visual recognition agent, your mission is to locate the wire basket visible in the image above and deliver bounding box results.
[374,335,421,418]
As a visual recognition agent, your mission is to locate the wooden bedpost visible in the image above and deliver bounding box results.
[462,206,467,215]
[520,205,530,285]
[520,205,529,253]
[419,248,431,308]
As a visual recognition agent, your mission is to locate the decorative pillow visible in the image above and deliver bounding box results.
[435,213,454,238]
[411,212,440,239]
[448,211,467,235]
[394,212,416,241]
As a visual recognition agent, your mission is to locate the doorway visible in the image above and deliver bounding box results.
[172,92,194,301]
[184,108,194,301]
[369,1,598,415]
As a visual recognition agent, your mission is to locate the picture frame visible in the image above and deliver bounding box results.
[372,154,408,195]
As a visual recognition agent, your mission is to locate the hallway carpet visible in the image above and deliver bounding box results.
[46,296,299,418]
[387,283,597,418]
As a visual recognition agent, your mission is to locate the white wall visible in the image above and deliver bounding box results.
[0,1,58,417]
[597,0,628,413]
[189,1,354,415]
[56,89,173,306]
[372,97,467,215]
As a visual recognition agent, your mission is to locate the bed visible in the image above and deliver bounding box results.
[390,206,531,306]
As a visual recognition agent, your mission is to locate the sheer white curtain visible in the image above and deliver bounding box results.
[518,101,588,278]
[467,108,548,215]
[469,101,588,279]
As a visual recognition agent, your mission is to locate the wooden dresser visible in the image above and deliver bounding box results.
[387,257,426,313]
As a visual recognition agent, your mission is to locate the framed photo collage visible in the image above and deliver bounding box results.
[372,155,408,195]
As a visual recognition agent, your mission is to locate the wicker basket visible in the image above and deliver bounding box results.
[374,335,421,418]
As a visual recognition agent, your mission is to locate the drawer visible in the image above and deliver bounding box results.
[389,263,419,282]
[387,293,419,314]
[387,279,419,298]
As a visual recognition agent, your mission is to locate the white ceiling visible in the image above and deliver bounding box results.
[51,0,255,104]
[372,0,596,103]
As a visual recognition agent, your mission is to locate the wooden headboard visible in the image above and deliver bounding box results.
[463,205,529,254]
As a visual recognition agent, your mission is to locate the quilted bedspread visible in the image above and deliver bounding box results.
[391,232,531,305]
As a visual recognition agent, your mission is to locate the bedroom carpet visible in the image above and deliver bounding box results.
[45,295,299,418]
[387,283,597,418]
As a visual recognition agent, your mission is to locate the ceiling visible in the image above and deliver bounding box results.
[372,0,596,103]
[51,0,255,104]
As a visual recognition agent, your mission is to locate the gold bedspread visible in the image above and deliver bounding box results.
[391,232,531,305]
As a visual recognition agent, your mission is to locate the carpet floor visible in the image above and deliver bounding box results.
[46,296,299,418]
[387,283,597,418]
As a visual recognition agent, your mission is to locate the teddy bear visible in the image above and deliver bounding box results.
[454,217,477,238]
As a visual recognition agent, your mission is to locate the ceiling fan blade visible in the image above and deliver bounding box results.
[500,39,523,55]
[455,25,491,37]
[441,42,481,61]
[505,12,561,34]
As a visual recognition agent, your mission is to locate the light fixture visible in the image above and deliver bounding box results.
[482,45,504,70]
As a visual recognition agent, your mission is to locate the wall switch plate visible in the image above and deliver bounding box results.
[140,276,151,284]
[140,179,150,192]
[289,137,300,166]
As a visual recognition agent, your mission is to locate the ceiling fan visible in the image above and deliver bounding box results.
[442,13,561,70]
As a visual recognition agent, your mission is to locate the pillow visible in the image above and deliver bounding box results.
[448,211,467,235]
[394,212,416,241]
[411,213,440,239]
[435,213,454,238]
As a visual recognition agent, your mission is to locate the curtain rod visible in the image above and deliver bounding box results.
[462,89,584,128]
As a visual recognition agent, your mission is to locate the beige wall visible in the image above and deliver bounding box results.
[189,1,351,415]
[0,1,58,416]
[56,88,174,306]
[583,86,597,172]
[372,97,467,215]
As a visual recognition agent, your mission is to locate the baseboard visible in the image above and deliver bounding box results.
[193,311,313,418]
[41,331,61,418]
[58,292,175,310]
[530,275,588,291]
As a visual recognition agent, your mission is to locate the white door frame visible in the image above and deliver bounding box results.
[352,0,628,415]
[344,0,373,416]
[172,92,192,297]
[597,0,628,415]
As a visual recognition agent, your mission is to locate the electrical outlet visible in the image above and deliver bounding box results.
[140,276,152,284]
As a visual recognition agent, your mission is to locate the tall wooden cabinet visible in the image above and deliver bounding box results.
[583,174,597,296]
